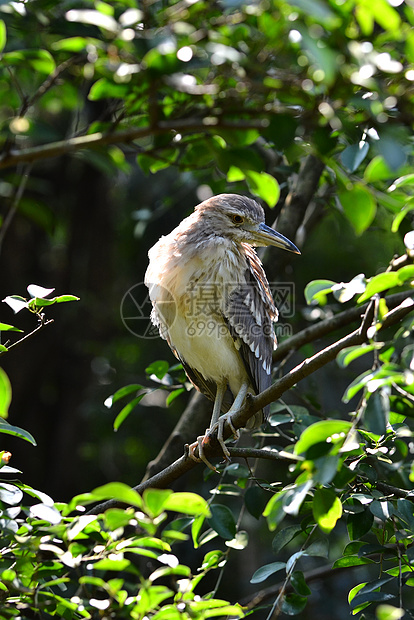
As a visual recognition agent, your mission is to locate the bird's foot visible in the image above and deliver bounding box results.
[185,414,240,472]
[217,412,240,441]
[186,432,220,473]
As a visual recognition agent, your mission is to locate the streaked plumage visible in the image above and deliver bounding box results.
[145,194,299,468]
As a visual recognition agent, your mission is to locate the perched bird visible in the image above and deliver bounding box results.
[145,194,300,469]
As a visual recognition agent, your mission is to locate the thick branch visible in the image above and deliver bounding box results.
[276,154,325,243]
[262,154,325,281]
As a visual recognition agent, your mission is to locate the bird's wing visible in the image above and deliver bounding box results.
[223,244,278,420]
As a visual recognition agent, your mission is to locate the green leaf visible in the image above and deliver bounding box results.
[146,360,170,380]
[245,171,280,207]
[376,604,405,620]
[55,295,80,303]
[378,136,406,171]
[250,561,286,584]
[0,421,36,445]
[364,156,396,182]
[280,593,308,616]
[0,20,6,54]
[52,36,99,52]
[163,492,210,517]
[104,508,137,530]
[3,49,56,74]
[312,488,342,534]
[363,389,389,436]
[244,486,269,520]
[93,557,134,572]
[294,420,352,456]
[290,571,311,596]
[339,184,376,235]
[332,555,374,568]
[0,323,23,333]
[350,591,395,611]
[166,388,185,407]
[89,78,130,101]
[305,538,329,558]
[336,344,383,368]
[143,488,173,517]
[341,141,369,173]
[391,202,414,233]
[357,272,400,303]
[389,173,414,190]
[0,368,11,418]
[396,264,414,283]
[304,279,336,305]
[113,394,147,431]
[191,514,206,549]
[107,384,145,406]
[357,577,394,597]
[347,509,374,540]
[369,500,393,521]
[68,482,143,512]
[142,48,180,76]
[272,525,302,554]
[370,0,401,31]
[226,166,245,182]
[208,504,236,540]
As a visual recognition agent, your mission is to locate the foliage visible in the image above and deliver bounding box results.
[0,473,242,620]
[0,0,414,619]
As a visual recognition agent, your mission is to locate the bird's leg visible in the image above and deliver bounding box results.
[215,381,249,457]
[187,382,227,471]
[188,382,249,470]
[209,382,227,428]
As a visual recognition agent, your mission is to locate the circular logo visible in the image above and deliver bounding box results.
[120,282,159,339]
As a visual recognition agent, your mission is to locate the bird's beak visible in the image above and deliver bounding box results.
[255,222,301,254]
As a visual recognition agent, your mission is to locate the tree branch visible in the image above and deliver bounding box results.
[227,446,303,463]
[273,290,414,362]
[0,118,270,170]
[262,154,325,281]
[86,294,414,514]
[0,317,54,356]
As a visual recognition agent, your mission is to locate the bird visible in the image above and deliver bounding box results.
[145,194,300,470]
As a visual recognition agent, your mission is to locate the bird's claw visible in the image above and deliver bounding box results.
[185,413,240,472]
[186,434,219,473]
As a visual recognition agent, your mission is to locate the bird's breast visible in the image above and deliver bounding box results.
[146,238,250,391]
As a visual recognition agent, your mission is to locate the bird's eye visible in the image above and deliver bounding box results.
[232,214,244,225]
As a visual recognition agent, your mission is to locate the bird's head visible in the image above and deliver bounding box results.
[194,194,300,254]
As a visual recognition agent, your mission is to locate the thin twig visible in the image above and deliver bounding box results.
[0,318,54,356]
